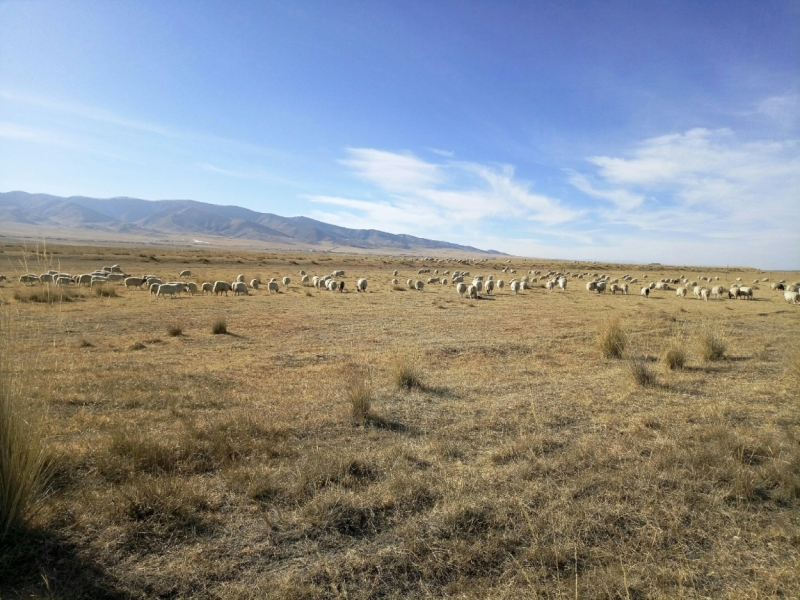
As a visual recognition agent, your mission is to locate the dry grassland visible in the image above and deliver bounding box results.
[1,244,798,599]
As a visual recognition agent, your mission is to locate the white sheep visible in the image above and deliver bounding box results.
[738,286,753,300]
[711,285,725,299]
[268,280,280,294]
[391,278,399,285]
[407,279,414,289]
[467,284,478,299]
[357,278,368,292]
[236,274,245,283]
[640,287,650,297]
[393,270,399,276]
[784,291,799,304]
[497,280,504,290]
[213,281,232,296]
[415,280,424,291]
[180,270,192,278]
[124,277,147,289]
[456,282,468,298]
[676,287,687,298]
[700,287,709,301]
[202,282,213,295]
[233,281,249,296]
[186,282,198,295]
[299,270,306,276]
[301,275,309,285]
[157,283,186,298]
[250,279,260,290]
[620,283,628,295]
[558,278,567,292]
[510,280,521,295]
[484,279,495,295]
[282,276,291,287]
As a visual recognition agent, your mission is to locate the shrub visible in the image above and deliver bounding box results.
[14,286,78,304]
[391,355,423,390]
[661,344,686,370]
[346,371,374,426]
[211,316,227,335]
[596,316,627,359]
[0,316,51,538]
[167,325,183,337]
[628,356,657,387]
[696,324,726,362]
[92,284,117,298]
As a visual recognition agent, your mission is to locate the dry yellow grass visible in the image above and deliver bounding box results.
[0,244,798,598]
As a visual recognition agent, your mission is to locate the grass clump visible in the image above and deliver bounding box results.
[211,316,228,335]
[787,347,800,384]
[92,284,117,298]
[167,324,183,337]
[346,371,374,426]
[661,343,686,370]
[628,356,657,387]
[14,286,79,304]
[0,316,51,538]
[391,355,423,390]
[696,324,726,362]
[596,316,627,359]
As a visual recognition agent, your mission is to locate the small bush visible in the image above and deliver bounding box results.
[661,344,686,370]
[628,356,657,387]
[696,324,726,362]
[211,316,227,335]
[597,316,627,359]
[392,355,423,390]
[346,372,374,426]
[14,286,78,304]
[167,325,183,337]
[92,284,117,298]
[0,317,52,538]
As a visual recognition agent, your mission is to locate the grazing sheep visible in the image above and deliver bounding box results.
[784,291,799,304]
[186,282,198,295]
[738,286,753,300]
[332,270,345,277]
[180,270,192,278]
[338,280,345,292]
[676,287,687,298]
[267,280,280,294]
[586,281,598,292]
[456,282,468,298]
[484,279,495,295]
[157,283,186,299]
[407,279,414,290]
[467,284,478,299]
[124,277,146,289]
[213,281,232,296]
[393,270,399,276]
[357,278,367,292]
[596,281,607,293]
[558,278,567,292]
[237,274,245,283]
[391,278,398,285]
[700,287,710,301]
[299,270,306,276]
[232,281,249,296]
[510,280,521,295]
[282,276,291,287]
[609,283,620,294]
[250,279,260,290]
[497,280,504,290]
[441,278,448,285]
[415,280,424,291]
[620,283,628,294]
[473,280,483,294]
[202,282,213,294]
[301,275,309,284]
[640,287,650,297]
[771,282,785,291]
[711,285,725,299]
[149,282,160,295]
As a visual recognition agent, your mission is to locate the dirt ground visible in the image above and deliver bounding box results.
[1,243,798,599]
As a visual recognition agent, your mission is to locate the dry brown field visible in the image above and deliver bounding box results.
[1,243,799,599]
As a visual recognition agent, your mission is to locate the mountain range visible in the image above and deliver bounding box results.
[0,191,503,255]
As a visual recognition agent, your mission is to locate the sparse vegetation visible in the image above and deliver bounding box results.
[14,286,79,304]
[660,341,686,370]
[167,324,183,337]
[696,323,727,362]
[391,354,423,390]
[628,355,657,387]
[788,346,800,384]
[0,245,797,598]
[211,316,227,334]
[0,317,51,538]
[597,315,627,358]
[92,284,117,298]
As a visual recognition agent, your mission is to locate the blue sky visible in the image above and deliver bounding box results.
[1,1,798,268]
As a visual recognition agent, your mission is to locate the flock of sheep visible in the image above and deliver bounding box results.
[11,261,800,305]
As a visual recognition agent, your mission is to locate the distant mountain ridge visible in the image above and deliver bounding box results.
[0,191,504,254]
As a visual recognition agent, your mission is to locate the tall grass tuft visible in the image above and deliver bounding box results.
[167,324,183,337]
[696,323,726,362]
[93,284,118,298]
[661,342,686,370]
[0,315,51,538]
[788,346,800,384]
[14,286,79,304]
[628,356,657,387]
[346,370,374,426]
[596,316,627,359]
[211,316,228,335]
[391,354,423,390]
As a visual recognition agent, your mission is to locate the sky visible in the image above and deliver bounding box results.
[0,1,798,269]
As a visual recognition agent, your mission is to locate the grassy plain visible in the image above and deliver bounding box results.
[1,243,798,599]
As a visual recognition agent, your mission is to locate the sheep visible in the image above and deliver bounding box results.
[784,291,799,304]
[788,284,800,293]
[467,284,478,299]
[700,287,710,301]
[609,283,620,294]
[357,278,368,292]
[110,265,123,274]
[545,279,555,291]
[338,280,345,293]
[213,281,232,296]
[157,283,186,299]
[282,276,291,287]
[729,286,740,299]
[484,279,495,295]
[180,270,192,278]
[391,278,398,285]
[415,280,424,291]
[267,280,280,294]
[497,280,504,290]
[452,275,464,283]
[301,275,309,285]
[407,279,414,290]
[510,280,521,294]
[202,282,213,294]
[771,282,785,291]
[693,285,702,298]
[620,283,628,294]
[393,270,399,276]
[299,270,307,276]
[146,277,163,287]
[738,286,753,300]
[586,281,598,292]
[236,274,245,283]
[55,276,72,286]
[711,285,725,299]
[149,282,160,295]
[332,270,345,277]
[232,281,249,296]
[640,287,650,297]
[456,282,468,298]
[558,278,567,292]
[648,282,656,290]
[250,279,260,290]
[107,273,125,283]
[473,280,483,294]
[596,281,607,293]
[676,287,687,298]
